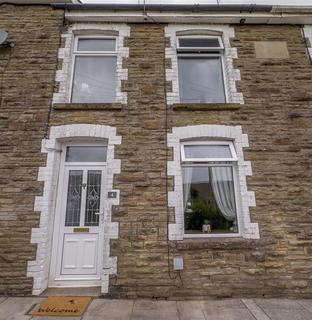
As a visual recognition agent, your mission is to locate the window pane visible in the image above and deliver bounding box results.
[179,37,220,48]
[184,144,232,159]
[178,57,226,103]
[85,170,101,227]
[66,146,107,162]
[77,39,116,51]
[65,170,83,227]
[71,56,117,103]
[183,166,238,234]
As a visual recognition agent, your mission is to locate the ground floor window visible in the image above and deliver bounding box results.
[181,141,239,236]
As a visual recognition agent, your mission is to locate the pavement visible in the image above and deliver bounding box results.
[1,297,312,320]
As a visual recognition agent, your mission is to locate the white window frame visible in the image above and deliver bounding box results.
[177,35,224,52]
[69,36,118,103]
[167,125,259,241]
[181,140,237,162]
[176,35,228,103]
[181,140,241,238]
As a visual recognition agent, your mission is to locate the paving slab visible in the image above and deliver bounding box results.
[297,300,312,313]
[242,299,271,320]
[0,297,42,320]
[177,301,206,320]
[202,308,256,320]
[0,298,7,305]
[201,299,246,309]
[83,299,133,320]
[262,308,312,320]
[254,298,302,310]
[131,300,178,320]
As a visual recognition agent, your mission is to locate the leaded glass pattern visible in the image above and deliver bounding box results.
[65,170,83,226]
[85,170,102,226]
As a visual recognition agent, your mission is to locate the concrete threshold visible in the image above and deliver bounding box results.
[40,287,101,297]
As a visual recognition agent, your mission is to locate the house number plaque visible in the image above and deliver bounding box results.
[73,227,90,233]
[108,191,117,199]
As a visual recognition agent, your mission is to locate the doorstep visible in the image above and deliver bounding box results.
[40,287,101,297]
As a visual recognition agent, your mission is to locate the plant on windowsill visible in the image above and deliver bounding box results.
[185,188,233,233]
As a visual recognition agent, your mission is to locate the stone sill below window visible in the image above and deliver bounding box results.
[53,103,123,111]
[172,103,241,111]
[172,237,273,251]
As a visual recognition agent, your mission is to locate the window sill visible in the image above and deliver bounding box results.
[172,103,241,111]
[53,103,123,111]
[183,233,240,239]
[173,237,272,251]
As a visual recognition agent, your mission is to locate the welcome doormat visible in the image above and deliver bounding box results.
[32,296,92,317]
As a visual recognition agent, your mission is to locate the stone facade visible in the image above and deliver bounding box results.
[0,4,63,295]
[1,5,312,298]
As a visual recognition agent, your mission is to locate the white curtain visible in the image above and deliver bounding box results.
[182,167,193,210]
[211,166,237,222]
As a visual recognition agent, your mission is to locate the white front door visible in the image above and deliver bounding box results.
[49,145,107,287]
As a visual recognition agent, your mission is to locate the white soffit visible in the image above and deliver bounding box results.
[65,11,312,24]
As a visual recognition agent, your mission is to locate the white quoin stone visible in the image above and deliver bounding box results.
[27,124,121,295]
[165,24,244,105]
[53,23,130,105]
[167,125,259,240]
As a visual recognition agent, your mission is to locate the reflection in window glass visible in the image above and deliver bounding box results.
[66,146,107,162]
[179,37,220,48]
[77,39,116,52]
[184,144,232,159]
[71,56,117,103]
[183,166,238,234]
[178,57,225,103]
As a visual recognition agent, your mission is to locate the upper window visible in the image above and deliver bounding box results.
[177,36,226,103]
[71,37,117,103]
[181,141,239,236]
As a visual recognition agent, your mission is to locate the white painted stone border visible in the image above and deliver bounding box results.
[167,125,259,240]
[165,24,244,105]
[27,124,121,295]
[303,26,312,61]
[53,23,130,105]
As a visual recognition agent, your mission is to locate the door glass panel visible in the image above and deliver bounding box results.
[66,146,107,162]
[65,170,83,227]
[85,170,102,227]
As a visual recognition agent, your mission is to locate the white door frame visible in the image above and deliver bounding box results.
[49,142,107,288]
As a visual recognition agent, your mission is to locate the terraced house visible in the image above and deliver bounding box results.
[1,0,312,298]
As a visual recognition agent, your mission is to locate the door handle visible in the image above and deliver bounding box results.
[94,212,104,216]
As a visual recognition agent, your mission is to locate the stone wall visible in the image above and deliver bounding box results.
[50,24,312,298]
[1,16,312,298]
[166,25,312,298]
[0,5,63,295]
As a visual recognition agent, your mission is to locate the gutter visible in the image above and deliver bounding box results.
[51,3,273,13]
